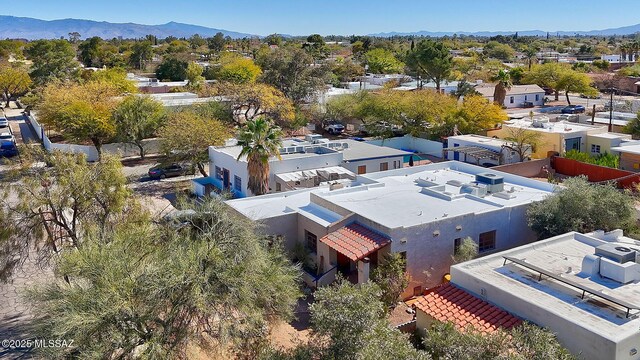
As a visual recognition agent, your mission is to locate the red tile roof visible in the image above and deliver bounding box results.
[414,282,522,334]
[319,223,391,261]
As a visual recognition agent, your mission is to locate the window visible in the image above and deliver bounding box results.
[215,166,223,180]
[453,238,462,255]
[535,94,540,101]
[379,162,389,171]
[357,165,367,174]
[524,95,528,101]
[276,182,282,192]
[305,230,318,253]
[591,144,601,154]
[234,175,241,192]
[509,96,514,104]
[479,230,496,253]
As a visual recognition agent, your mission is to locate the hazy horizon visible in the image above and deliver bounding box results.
[3,0,640,36]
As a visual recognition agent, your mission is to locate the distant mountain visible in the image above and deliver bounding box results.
[0,15,256,40]
[369,24,640,38]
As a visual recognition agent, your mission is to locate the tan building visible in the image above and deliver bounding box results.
[488,118,608,158]
[612,142,640,171]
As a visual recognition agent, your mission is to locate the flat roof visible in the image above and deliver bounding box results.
[612,144,640,155]
[228,161,555,229]
[476,84,544,97]
[504,119,606,134]
[587,132,631,140]
[448,134,513,147]
[451,230,640,341]
[341,139,411,161]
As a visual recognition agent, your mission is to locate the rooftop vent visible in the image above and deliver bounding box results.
[595,243,637,264]
[460,183,487,197]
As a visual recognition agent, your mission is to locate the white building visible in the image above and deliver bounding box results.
[227,161,555,295]
[476,84,545,108]
[450,230,640,360]
[446,134,532,165]
[192,135,410,197]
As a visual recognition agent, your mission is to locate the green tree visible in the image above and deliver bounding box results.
[623,113,640,139]
[25,39,78,85]
[258,47,328,104]
[452,237,478,263]
[155,57,189,81]
[208,32,226,52]
[303,34,329,61]
[113,95,166,159]
[406,40,453,92]
[265,33,283,47]
[38,80,122,158]
[188,33,206,49]
[372,252,410,309]
[0,149,134,280]
[28,197,301,359]
[85,67,137,94]
[129,40,153,70]
[527,176,635,238]
[524,63,567,101]
[159,109,229,177]
[524,46,538,71]
[186,62,204,88]
[557,70,597,104]
[484,41,515,61]
[492,69,512,107]
[237,117,283,196]
[364,48,404,74]
[423,321,575,360]
[0,65,31,107]
[78,36,103,67]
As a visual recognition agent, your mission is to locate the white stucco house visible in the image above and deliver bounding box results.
[446,134,532,165]
[476,84,545,108]
[450,229,640,360]
[227,161,555,296]
[192,134,410,198]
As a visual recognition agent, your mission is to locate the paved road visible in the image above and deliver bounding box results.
[3,105,39,146]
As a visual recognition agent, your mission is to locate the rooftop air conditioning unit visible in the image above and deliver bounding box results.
[595,243,637,264]
[475,173,504,193]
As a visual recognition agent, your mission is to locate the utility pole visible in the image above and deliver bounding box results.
[609,88,614,132]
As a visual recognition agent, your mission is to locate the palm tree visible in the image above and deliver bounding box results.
[524,46,537,71]
[619,44,629,62]
[236,117,283,196]
[492,70,512,108]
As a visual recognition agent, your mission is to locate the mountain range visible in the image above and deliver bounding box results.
[1,15,640,40]
[0,15,255,40]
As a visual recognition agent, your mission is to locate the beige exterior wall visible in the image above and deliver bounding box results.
[489,127,562,159]
[619,152,640,172]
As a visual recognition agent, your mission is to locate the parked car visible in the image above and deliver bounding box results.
[561,105,585,114]
[0,117,7,128]
[580,93,601,99]
[0,132,15,143]
[148,163,195,179]
[522,101,534,108]
[0,141,18,157]
[324,121,345,135]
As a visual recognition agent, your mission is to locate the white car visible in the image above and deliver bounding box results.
[0,132,15,143]
[0,117,8,128]
[324,122,345,135]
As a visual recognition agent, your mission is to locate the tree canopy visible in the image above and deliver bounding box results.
[364,48,404,74]
[406,40,453,92]
[113,95,167,158]
[527,176,636,238]
[25,39,78,85]
[0,64,32,106]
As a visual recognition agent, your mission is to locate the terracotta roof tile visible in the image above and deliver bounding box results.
[414,283,521,334]
[319,223,391,261]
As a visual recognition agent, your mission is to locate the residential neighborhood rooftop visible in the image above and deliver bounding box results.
[227,161,555,229]
[475,84,544,97]
[503,119,606,134]
[451,230,640,343]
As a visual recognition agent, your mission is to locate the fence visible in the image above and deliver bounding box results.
[26,113,160,162]
[552,157,640,189]
[493,158,551,178]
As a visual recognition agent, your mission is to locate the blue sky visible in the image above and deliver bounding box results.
[4,0,640,36]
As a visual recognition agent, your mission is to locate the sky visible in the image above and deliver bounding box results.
[4,0,640,36]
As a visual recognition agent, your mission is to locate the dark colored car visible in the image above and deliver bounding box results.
[148,163,195,179]
[522,101,534,108]
[0,141,18,157]
[561,105,585,114]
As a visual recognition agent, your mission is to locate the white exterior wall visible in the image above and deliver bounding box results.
[341,156,405,174]
[450,267,636,360]
[366,136,444,158]
[207,147,344,197]
[503,92,545,109]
